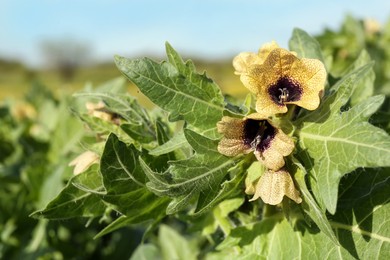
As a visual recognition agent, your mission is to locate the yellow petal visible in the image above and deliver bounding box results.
[287,58,327,110]
[255,93,288,117]
[253,124,294,170]
[240,48,326,114]
[217,116,251,156]
[250,169,302,205]
[257,41,280,62]
[233,52,262,75]
[233,41,280,76]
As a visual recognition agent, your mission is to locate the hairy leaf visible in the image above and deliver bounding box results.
[289,28,326,64]
[142,130,237,214]
[99,133,169,218]
[296,63,390,213]
[30,166,106,219]
[115,43,225,138]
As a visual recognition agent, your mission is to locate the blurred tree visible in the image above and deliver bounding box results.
[41,38,91,82]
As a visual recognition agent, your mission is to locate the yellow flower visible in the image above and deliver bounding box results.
[233,42,326,117]
[249,169,302,205]
[217,115,294,170]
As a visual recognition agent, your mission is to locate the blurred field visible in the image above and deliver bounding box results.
[0,57,245,107]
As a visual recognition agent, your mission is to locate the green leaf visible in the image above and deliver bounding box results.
[149,131,187,156]
[30,166,106,219]
[292,159,338,245]
[158,225,198,260]
[114,43,225,138]
[99,133,169,218]
[217,168,390,259]
[193,157,250,216]
[297,63,390,213]
[343,50,375,106]
[218,218,349,259]
[289,28,326,64]
[330,167,390,259]
[130,244,161,260]
[202,198,244,237]
[94,193,169,239]
[142,130,237,214]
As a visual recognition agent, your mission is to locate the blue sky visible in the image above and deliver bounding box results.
[1,0,390,67]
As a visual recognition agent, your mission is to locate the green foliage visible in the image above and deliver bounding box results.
[2,15,390,259]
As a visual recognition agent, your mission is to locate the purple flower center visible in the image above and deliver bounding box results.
[243,119,276,152]
[268,77,302,105]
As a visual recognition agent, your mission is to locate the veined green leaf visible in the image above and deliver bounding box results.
[330,167,390,259]
[297,62,390,213]
[289,28,326,64]
[217,211,389,260]
[115,43,225,138]
[142,131,237,214]
[99,133,169,217]
[345,50,375,106]
[217,168,390,258]
[149,131,187,156]
[94,194,169,239]
[292,159,338,245]
[30,166,105,219]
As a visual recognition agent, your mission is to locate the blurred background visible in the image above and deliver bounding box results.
[1,0,390,101]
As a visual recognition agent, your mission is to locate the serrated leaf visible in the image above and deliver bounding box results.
[193,157,250,216]
[30,166,106,219]
[343,50,375,106]
[217,213,389,259]
[330,167,390,259]
[289,28,326,64]
[94,194,169,239]
[149,131,187,156]
[114,43,225,138]
[297,62,390,213]
[100,133,169,217]
[217,168,390,259]
[292,159,338,245]
[142,131,237,214]
[74,92,151,125]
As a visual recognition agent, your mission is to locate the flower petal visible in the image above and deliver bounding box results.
[233,41,280,76]
[253,123,294,170]
[239,47,326,115]
[257,41,280,62]
[233,52,262,75]
[217,116,251,156]
[287,58,327,110]
[250,169,302,205]
[254,93,288,118]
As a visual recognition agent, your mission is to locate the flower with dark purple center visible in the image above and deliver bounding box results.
[217,115,294,171]
[233,42,326,117]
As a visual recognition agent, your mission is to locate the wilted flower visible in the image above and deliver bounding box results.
[217,115,294,170]
[86,101,121,125]
[69,150,100,175]
[249,169,302,205]
[233,42,326,117]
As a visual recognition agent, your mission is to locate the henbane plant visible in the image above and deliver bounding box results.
[31,28,390,259]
